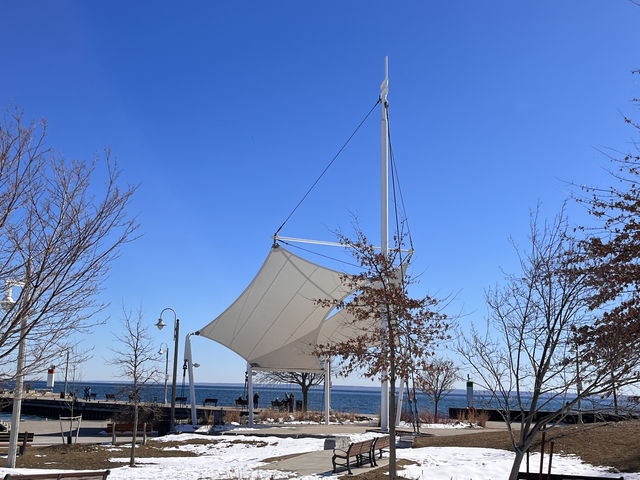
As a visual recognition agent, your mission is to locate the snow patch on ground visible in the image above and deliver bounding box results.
[1,433,638,479]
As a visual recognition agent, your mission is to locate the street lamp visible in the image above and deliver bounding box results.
[158,343,169,405]
[2,279,25,468]
[156,308,179,432]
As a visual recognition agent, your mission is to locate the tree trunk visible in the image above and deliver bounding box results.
[130,398,138,467]
[302,385,309,412]
[389,359,397,479]
[434,399,439,422]
[611,374,618,415]
[508,450,525,480]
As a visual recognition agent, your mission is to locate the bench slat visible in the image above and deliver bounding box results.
[332,439,375,474]
[3,470,110,480]
[105,424,151,434]
[517,474,623,480]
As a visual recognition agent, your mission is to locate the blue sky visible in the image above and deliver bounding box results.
[1,1,639,386]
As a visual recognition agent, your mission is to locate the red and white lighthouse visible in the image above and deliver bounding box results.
[46,365,55,389]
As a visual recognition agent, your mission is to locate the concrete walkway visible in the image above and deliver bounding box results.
[9,418,511,446]
[260,449,390,477]
[13,419,144,445]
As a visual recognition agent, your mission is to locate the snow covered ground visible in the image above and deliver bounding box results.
[0,432,637,479]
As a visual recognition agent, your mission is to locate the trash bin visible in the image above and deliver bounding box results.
[157,420,171,436]
[296,400,302,411]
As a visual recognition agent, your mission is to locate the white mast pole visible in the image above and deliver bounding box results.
[247,362,254,426]
[324,358,331,425]
[380,56,389,433]
[185,333,198,426]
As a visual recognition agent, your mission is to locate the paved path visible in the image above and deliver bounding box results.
[260,449,390,477]
[8,418,511,446]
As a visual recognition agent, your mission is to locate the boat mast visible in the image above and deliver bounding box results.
[380,56,390,433]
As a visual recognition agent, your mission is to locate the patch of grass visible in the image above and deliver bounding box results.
[227,439,269,447]
[338,459,416,479]
[413,419,640,473]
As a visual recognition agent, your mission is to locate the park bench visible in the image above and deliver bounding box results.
[517,473,624,480]
[0,431,34,455]
[371,435,390,466]
[104,393,115,400]
[175,396,187,405]
[2,471,110,480]
[235,396,248,408]
[106,423,152,435]
[203,398,218,406]
[106,423,151,445]
[270,398,287,411]
[332,438,375,474]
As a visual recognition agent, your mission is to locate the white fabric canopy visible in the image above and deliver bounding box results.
[197,244,365,372]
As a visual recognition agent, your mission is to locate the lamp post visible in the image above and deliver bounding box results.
[2,279,25,468]
[158,343,169,405]
[156,308,179,432]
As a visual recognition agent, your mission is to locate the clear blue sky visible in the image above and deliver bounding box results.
[1,1,639,386]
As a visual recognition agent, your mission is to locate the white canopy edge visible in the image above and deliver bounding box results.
[197,244,361,373]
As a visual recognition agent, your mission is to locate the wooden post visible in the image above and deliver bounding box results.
[547,441,554,479]
[538,429,546,479]
[19,432,29,456]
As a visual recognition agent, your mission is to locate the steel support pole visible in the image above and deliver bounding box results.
[324,359,331,425]
[396,379,404,426]
[163,348,169,404]
[247,363,254,426]
[185,334,197,425]
[379,56,389,433]
[170,318,179,432]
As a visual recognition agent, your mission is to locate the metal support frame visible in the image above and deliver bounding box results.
[247,363,254,426]
[396,379,404,426]
[157,308,180,433]
[184,333,198,425]
[379,56,390,434]
[324,358,331,425]
[273,235,412,253]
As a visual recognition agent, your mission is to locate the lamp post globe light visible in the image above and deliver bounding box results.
[157,343,169,405]
[156,308,179,432]
[2,279,26,468]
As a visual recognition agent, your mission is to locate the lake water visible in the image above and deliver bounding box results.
[0,379,623,421]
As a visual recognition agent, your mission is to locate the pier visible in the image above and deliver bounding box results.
[0,392,226,424]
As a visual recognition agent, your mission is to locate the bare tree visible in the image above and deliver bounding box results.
[59,346,92,444]
[109,308,160,467]
[574,78,640,394]
[459,207,640,480]
[0,109,138,382]
[315,231,449,479]
[417,359,459,422]
[254,371,323,412]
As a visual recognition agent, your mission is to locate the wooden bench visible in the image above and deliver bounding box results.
[106,423,151,444]
[203,398,218,406]
[104,393,116,400]
[371,435,390,466]
[175,396,187,405]
[106,423,152,435]
[2,471,110,480]
[332,439,375,474]
[0,432,34,455]
[517,473,624,480]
